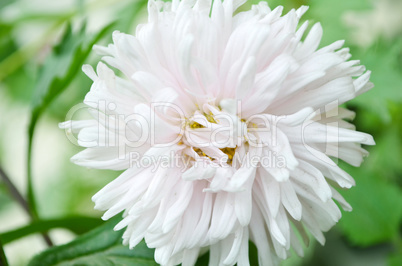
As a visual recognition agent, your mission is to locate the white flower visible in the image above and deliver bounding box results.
[60,0,375,265]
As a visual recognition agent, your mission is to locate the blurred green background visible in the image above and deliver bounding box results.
[0,0,401,265]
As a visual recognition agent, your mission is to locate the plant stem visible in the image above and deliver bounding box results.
[0,166,53,247]
[0,167,30,214]
[0,216,102,245]
[26,121,39,222]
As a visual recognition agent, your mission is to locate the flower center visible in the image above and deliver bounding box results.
[181,102,246,166]
[220,147,236,164]
[192,146,237,165]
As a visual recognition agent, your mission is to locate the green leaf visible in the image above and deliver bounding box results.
[195,251,209,266]
[350,39,402,123]
[0,22,16,61]
[28,216,157,266]
[337,165,402,247]
[308,0,372,46]
[299,230,390,266]
[26,21,115,219]
[0,237,8,266]
[0,22,36,102]
[363,126,402,184]
[29,21,114,115]
[115,0,148,33]
[0,0,12,10]
[0,216,103,245]
[388,252,402,266]
[248,241,260,266]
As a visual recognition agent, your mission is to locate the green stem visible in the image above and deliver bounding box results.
[27,114,53,247]
[0,166,30,214]
[27,116,39,221]
[0,165,53,247]
[0,216,102,245]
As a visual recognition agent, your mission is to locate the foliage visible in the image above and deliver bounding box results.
[338,163,402,247]
[0,216,103,245]
[27,21,115,218]
[0,0,400,265]
[28,216,157,266]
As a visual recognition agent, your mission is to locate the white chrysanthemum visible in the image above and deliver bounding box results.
[61,0,375,265]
